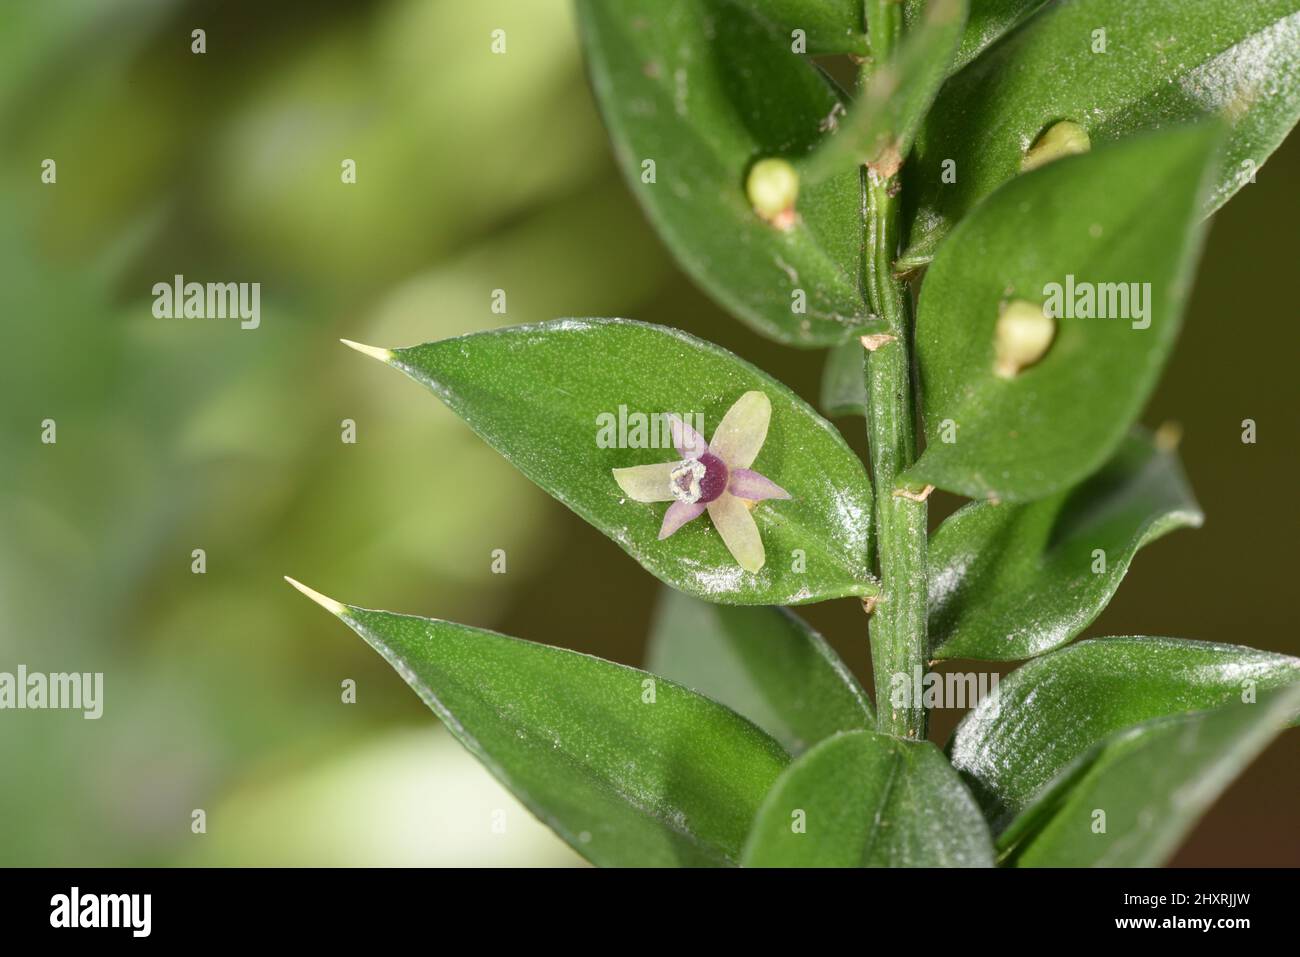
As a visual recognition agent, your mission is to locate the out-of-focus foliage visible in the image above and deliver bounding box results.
[0,0,660,866]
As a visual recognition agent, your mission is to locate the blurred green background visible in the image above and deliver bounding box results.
[1,0,1295,867]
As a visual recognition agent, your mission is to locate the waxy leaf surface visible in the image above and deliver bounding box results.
[902,0,1300,266]
[646,587,872,755]
[949,636,1300,832]
[904,0,1050,73]
[722,0,867,55]
[577,0,881,346]
[906,124,1221,501]
[1002,684,1300,867]
[364,319,876,605]
[743,729,995,867]
[290,583,790,867]
[929,431,1202,660]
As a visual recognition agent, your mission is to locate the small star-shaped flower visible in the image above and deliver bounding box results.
[612,390,791,573]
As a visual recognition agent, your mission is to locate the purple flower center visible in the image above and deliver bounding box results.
[670,452,728,505]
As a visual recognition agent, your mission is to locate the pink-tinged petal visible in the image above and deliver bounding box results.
[707,492,765,572]
[709,390,771,469]
[728,468,791,502]
[659,500,706,539]
[667,414,708,459]
[613,463,676,502]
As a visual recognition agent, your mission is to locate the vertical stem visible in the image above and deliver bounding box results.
[865,0,903,60]
[862,1,928,739]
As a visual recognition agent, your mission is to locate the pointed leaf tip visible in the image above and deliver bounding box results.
[379,319,877,605]
[339,339,394,363]
[283,576,347,616]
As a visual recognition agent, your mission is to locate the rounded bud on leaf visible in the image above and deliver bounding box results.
[994,300,1055,378]
[1021,121,1091,173]
[746,157,800,229]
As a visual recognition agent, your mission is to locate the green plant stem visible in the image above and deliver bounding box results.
[865,0,903,61]
[862,1,928,740]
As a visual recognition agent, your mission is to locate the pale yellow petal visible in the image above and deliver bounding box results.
[708,492,765,573]
[612,462,676,502]
[708,390,771,469]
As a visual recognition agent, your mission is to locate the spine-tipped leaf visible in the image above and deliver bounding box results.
[348,319,876,605]
[287,580,789,867]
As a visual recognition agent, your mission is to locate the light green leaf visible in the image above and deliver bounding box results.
[646,587,872,755]
[929,431,1203,660]
[743,730,995,866]
[1002,684,1300,867]
[819,337,867,417]
[721,0,867,55]
[905,0,1051,74]
[286,579,789,867]
[808,0,967,181]
[902,0,1300,267]
[905,124,1222,502]
[950,636,1300,832]
[577,0,882,346]
[348,319,876,605]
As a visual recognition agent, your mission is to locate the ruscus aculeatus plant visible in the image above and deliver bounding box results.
[289,0,1300,867]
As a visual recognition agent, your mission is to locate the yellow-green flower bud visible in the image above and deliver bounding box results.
[746,157,800,229]
[994,300,1056,378]
[1021,121,1091,173]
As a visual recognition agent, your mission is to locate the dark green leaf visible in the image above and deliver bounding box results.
[743,730,995,866]
[905,124,1222,501]
[808,0,967,181]
[348,319,877,605]
[929,431,1202,660]
[819,337,867,417]
[902,0,1300,266]
[646,587,872,755]
[286,579,789,867]
[577,0,882,346]
[905,0,1051,74]
[949,636,1300,832]
[721,0,867,55]
[1002,684,1300,866]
